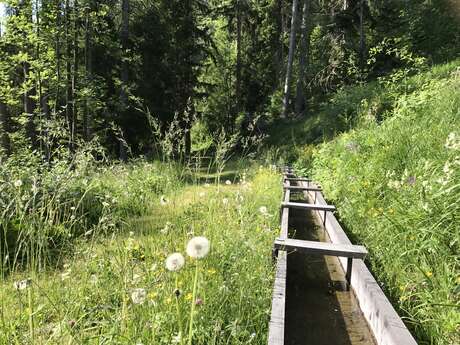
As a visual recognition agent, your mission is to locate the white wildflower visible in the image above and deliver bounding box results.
[160,195,168,206]
[259,206,268,216]
[14,180,23,188]
[387,180,401,190]
[132,273,142,283]
[444,132,460,150]
[131,288,147,305]
[13,278,31,290]
[61,270,71,281]
[172,333,182,344]
[31,183,38,193]
[186,236,210,259]
[165,253,185,272]
[225,180,232,185]
[222,198,229,206]
[102,201,110,208]
[160,222,172,234]
[443,161,452,175]
[89,274,98,285]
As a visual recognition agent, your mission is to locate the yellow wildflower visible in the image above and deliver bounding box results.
[148,291,158,300]
[426,271,433,278]
[207,269,216,275]
[185,293,193,301]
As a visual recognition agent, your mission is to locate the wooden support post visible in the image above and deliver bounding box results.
[346,257,353,290]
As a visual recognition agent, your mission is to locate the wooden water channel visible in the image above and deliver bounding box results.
[268,167,418,345]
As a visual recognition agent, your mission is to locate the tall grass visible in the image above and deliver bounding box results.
[0,149,182,275]
[310,66,460,344]
[0,161,281,344]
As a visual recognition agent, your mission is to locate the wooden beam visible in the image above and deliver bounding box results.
[268,250,286,345]
[274,238,367,259]
[284,177,311,182]
[281,201,336,212]
[283,185,322,192]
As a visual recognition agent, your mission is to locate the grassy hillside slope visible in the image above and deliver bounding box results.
[270,61,460,345]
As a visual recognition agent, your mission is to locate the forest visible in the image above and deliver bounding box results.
[0,0,459,344]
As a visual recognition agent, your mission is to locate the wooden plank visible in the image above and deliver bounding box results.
[268,250,287,345]
[300,182,418,345]
[283,185,322,191]
[284,177,311,182]
[274,238,367,259]
[268,173,290,345]
[280,181,291,239]
[281,201,336,212]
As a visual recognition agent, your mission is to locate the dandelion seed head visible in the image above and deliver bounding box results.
[186,236,210,259]
[13,278,31,290]
[131,288,147,305]
[165,253,185,271]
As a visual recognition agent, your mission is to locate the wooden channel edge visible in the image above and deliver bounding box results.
[302,181,418,345]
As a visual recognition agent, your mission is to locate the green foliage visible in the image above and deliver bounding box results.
[310,65,460,344]
[0,166,281,344]
[0,148,182,273]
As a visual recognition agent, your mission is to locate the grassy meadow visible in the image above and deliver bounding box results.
[0,158,281,344]
[271,60,460,345]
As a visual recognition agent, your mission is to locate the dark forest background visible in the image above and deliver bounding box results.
[0,0,459,161]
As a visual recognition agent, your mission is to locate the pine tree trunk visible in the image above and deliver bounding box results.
[65,0,74,152]
[236,0,242,115]
[54,1,61,115]
[359,0,366,73]
[275,0,284,87]
[72,0,78,147]
[119,0,129,161]
[295,0,310,116]
[24,61,37,147]
[281,0,299,118]
[0,102,10,156]
[83,1,92,141]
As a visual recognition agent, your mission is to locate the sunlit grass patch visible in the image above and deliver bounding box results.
[1,166,281,344]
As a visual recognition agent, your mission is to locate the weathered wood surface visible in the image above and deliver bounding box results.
[301,182,418,345]
[284,177,311,182]
[280,183,290,240]
[274,238,367,259]
[281,201,336,212]
[268,176,290,345]
[268,250,287,345]
[283,185,321,191]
